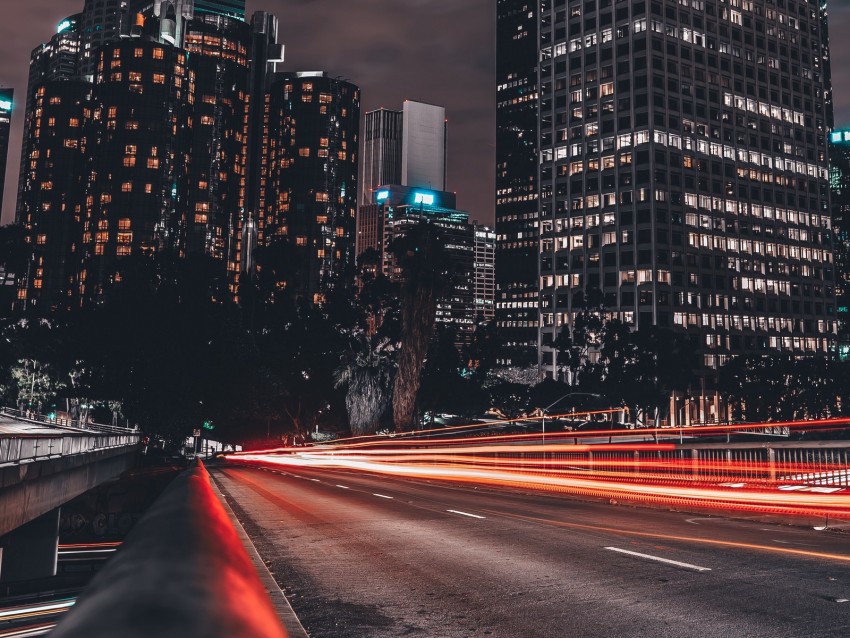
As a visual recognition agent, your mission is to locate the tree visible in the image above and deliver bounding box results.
[388,222,453,431]
[334,335,395,435]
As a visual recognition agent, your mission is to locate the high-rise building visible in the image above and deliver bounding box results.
[376,185,474,336]
[259,72,360,300]
[473,222,496,322]
[243,10,285,274]
[80,0,130,79]
[357,100,447,258]
[359,108,403,207]
[401,101,447,193]
[829,127,850,358]
[183,13,252,298]
[79,40,194,302]
[0,89,12,222]
[17,16,84,225]
[538,0,836,379]
[17,81,92,311]
[194,0,245,21]
[495,0,539,366]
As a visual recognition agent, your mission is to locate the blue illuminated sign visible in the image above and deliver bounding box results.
[57,20,72,34]
[832,132,842,143]
[376,190,389,201]
[0,100,10,112]
[413,192,435,206]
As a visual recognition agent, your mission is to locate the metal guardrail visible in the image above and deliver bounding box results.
[0,409,140,465]
[0,432,141,465]
[473,441,850,488]
[0,407,137,435]
[49,461,289,638]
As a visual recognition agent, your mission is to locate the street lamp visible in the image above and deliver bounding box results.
[540,392,602,445]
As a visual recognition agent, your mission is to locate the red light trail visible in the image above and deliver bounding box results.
[227,415,850,520]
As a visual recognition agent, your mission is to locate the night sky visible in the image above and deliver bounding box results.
[4,0,850,226]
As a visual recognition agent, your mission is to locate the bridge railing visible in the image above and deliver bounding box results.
[50,461,289,638]
[0,406,137,435]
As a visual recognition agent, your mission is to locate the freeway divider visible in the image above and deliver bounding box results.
[50,460,289,638]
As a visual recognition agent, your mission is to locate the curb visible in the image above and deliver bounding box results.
[209,471,310,638]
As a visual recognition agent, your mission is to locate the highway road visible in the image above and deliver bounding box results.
[211,463,850,638]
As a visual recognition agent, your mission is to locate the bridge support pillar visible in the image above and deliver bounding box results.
[0,508,60,582]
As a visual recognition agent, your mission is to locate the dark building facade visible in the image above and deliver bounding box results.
[0,89,12,222]
[80,40,194,301]
[538,0,836,379]
[80,0,130,79]
[829,127,850,358]
[183,13,251,297]
[18,81,92,310]
[194,0,245,20]
[496,0,539,366]
[17,16,84,225]
[376,186,475,337]
[260,72,360,301]
[360,108,403,208]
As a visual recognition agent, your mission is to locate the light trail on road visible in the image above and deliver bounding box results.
[227,416,850,520]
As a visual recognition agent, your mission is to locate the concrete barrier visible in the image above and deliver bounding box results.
[50,461,289,638]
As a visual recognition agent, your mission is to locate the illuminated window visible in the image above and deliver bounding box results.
[126,121,139,130]
[129,71,142,82]
[117,232,132,244]
[135,48,144,58]
[201,115,214,125]
[299,148,311,157]
[147,158,159,169]
[121,182,133,193]
[64,139,78,148]
[335,227,345,237]
[69,117,79,127]
[95,244,104,255]
[40,181,52,190]
[315,192,328,202]
[145,183,152,194]
[319,93,332,104]
[153,73,165,84]
[112,48,121,59]
[301,94,313,103]
[36,234,47,245]
[194,213,208,224]
[96,231,109,242]
[118,218,131,230]
[48,117,55,127]
[116,246,132,256]
[319,137,329,147]
[111,72,122,82]
[296,236,307,246]
[152,48,164,60]
[125,145,137,155]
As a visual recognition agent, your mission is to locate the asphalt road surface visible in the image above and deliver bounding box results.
[211,464,850,638]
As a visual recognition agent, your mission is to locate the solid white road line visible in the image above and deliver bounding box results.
[446,509,486,519]
[373,493,394,499]
[336,484,350,489]
[604,547,712,572]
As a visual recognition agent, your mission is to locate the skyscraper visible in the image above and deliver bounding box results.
[495,0,539,366]
[183,12,252,298]
[260,72,360,300]
[473,222,496,322]
[194,0,245,21]
[17,16,84,225]
[360,108,403,207]
[0,89,12,223]
[80,0,130,79]
[357,100,447,258]
[79,39,194,302]
[538,0,836,379]
[829,127,850,358]
[17,81,92,311]
[401,101,447,193]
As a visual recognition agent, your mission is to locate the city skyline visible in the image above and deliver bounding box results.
[0,0,496,225]
[7,2,850,226]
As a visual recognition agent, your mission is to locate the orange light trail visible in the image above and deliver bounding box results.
[227,418,850,520]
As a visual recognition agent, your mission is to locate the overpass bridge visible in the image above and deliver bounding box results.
[0,409,140,583]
